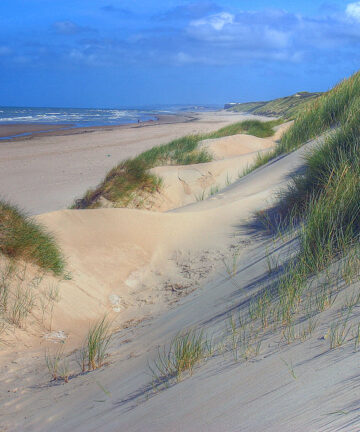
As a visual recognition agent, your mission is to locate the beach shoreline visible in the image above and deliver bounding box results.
[0,113,198,141]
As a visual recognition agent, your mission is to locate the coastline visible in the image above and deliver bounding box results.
[0,113,197,141]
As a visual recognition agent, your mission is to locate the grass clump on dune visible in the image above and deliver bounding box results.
[79,316,112,371]
[255,89,360,327]
[246,72,360,341]
[73,135,212,209]
[0,201,65,275]
[74,158,164,209]
[281,113,360,273]
[73,119,280,209]
[207,119,283,139]
[242,71,360,180]
[149,329,211,385]
[279,71,360,154]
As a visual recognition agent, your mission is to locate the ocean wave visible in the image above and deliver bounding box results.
[0,104,219,127]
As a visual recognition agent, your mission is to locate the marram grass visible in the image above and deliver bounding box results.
[243,70,360,176]
[0,200,65,275]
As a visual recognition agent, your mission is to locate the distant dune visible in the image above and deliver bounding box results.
[225,91,322,118]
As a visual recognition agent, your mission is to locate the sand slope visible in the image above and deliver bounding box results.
[3,123,357,432]
[2,126,353,432]
[23,122,293,347]
[0,123,291,350]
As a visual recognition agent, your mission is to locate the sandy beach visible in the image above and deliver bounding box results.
[0,111,272,214]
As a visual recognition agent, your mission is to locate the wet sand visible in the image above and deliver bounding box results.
[0,114,194,140]
[0,123,73,139]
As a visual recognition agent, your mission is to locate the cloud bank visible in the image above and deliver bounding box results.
[1,2,360,70]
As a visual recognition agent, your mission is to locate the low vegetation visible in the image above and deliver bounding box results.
[225,92,322,118]
[278,85,360,273]
[242,71,360,181]
[245,70,360,356]
[0,201,64,342]
[206,119,282,139]
[72,119,281,209]
[78,316,112,372]
[149,329,211,386]
[0,200,65,275]
[44,316,112,384]
[46,346,70,383]
[279,71,360,153]
[0,262,64,347]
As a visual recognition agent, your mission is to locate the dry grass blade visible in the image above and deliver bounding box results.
[8,284,36,328]
[45,345,70,382]
[329,317,352,350]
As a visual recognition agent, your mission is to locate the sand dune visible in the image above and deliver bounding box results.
[144,122,293,211]
[0,130,338,432]
[0,121,290,351]
[25,122,292,347]
[4,121,354,432]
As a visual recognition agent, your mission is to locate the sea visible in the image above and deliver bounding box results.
[0,105,221,128]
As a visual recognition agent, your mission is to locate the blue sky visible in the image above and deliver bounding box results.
[1,0,360,107]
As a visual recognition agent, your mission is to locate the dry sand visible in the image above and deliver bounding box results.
[1,120,357,431]
[0,111,273,214]
[146,123,291,211]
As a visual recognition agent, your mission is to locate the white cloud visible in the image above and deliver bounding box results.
[175,52,193,63]
[0,46,11,56]
[263,28,290,49]
[53,20,95,35]
[346,2,360,21]
[191,12,234,31]
[69,49,98,65]
[188,11,292,55]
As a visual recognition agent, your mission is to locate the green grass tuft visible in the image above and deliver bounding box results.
[279,71,360,153]
[238,71,360,178]
[149,329,210,384]
[79,316,112,371]
[207,119,282,139]
[0,201,65,275]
